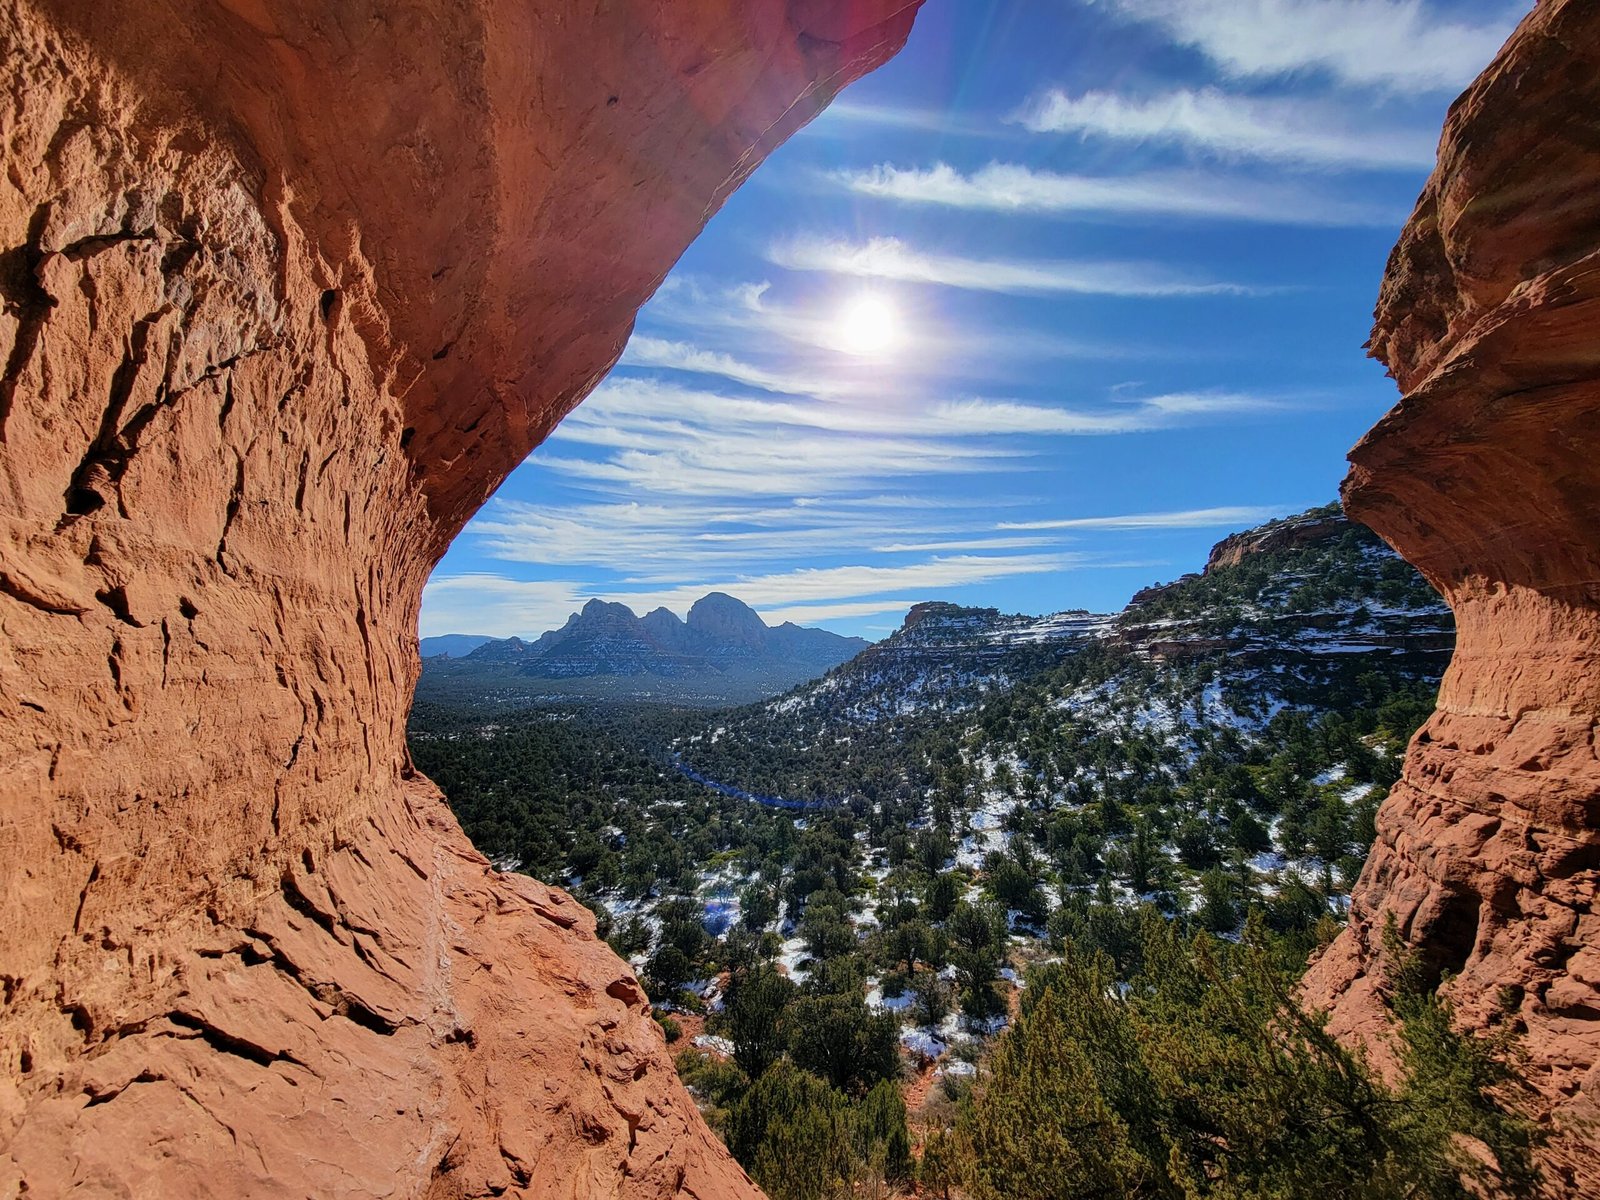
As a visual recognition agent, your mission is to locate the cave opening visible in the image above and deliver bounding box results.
[4,0,1599,1195]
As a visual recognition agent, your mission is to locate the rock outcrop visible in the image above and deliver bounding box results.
[0,0,918,1195]
[1303,0,1600,1189]
[421,593,867,705]
[1204,506,1345,572]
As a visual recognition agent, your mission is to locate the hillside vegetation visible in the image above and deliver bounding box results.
[410,507,1541,1197]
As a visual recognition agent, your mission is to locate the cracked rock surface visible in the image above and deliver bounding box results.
[0,0,918,1194]
[1303,1,1600,1190]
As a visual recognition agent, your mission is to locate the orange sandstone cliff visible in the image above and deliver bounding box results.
[6,0,1600,1194]
[0,0,919,1195]
[1303,0,1600,1189]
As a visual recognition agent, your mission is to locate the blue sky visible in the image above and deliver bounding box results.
[420,0,1526,641]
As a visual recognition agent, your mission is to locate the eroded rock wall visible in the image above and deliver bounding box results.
[0,1,918,1194]
[1303,0,1600,1189]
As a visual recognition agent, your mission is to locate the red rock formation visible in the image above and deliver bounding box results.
[1203,508,1344,572]
[1303,0,1600,1189]
[0,0,919,1194]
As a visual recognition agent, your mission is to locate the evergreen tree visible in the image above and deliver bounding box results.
[955,914,1543,1200]
[726,1062,854,1200]
[962,986,1145,1199]
[786,992,900,1095]
[947,899,1007,1020]
[910,969,953,1029]
[852,1079,913,1185]
[920,1127,960,1200]
[721,962,795,1080]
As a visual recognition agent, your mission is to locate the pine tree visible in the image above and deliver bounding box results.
[728,1062,855,1200]
[720,962,794,1079]
[852,1079,913,1184]
[962,987,1145,1200]
[919,1127,960,1200]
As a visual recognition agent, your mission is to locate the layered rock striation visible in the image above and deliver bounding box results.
[0,0,918,1195]
[1303,0,1600,1188]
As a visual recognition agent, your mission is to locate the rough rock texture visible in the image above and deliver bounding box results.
[1302,0,1600,1190]
[1204,509,1345,572]
[0,0,918,1195]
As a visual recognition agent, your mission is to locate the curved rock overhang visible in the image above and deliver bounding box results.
[1304,0,1600,1188]
[0,1,918,1195]
[4,0,1600,1194]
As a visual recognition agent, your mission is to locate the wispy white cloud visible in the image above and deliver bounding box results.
[835,161,1403,226]
[470,495,1024,571]
[1013,87,1437,170]
[1093,0,1521,94]
[871,536,1058,553]
[758,599,921,625]
[543,378,1028,498]
[620,336,825,396]
[927,391,1284,436]
[631,555,1071,609]
[768,235,1263,297]
[999,504,1286,530]
[641,278,885,360]
[533,375,1292,500]
[641,275,1143,371]
[805,99,996,137]
[538,445,1013,499]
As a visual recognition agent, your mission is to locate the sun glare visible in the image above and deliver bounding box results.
[834,292,905,357]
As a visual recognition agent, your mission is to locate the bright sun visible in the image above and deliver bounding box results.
[834,292,904,357]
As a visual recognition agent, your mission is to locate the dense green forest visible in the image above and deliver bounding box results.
[409,509,1538,1197]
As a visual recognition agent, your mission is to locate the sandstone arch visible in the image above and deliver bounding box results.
[3,0,1599,1194]
[0,1,917,1194]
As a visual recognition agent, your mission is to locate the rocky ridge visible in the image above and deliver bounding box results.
[1205,507,1348,572]
[767,602,1111,725]
[0,0,920,1195]
[754,508,1449,733]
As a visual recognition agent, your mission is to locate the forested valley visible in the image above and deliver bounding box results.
[410,508,1541,1198]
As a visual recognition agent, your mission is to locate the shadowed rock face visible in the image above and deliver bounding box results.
[1303,0,1600,1188]
[0,0,918,1195]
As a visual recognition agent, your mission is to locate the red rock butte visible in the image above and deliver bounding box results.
[0,0,1596,1195]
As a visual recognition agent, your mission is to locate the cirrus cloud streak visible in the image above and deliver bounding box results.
[1092,0,1521,94]
[835,161,1404,226]
[768,235,1265,296]
[1013,87,1437,170]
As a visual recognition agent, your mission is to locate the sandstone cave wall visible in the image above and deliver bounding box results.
[0,1,917,1195]
[1303,0,1600,1189]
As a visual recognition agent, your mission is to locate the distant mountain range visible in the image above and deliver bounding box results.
[418,633,496,659]
[418,592,869,705]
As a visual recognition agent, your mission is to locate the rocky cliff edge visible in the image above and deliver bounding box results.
[1303,1,1600,1189]
[0,1,918,1195]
